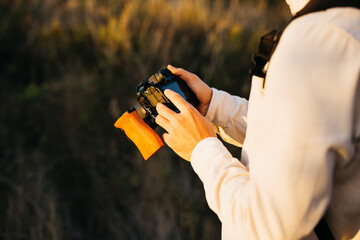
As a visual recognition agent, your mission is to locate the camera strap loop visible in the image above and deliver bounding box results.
[249,29,282,83]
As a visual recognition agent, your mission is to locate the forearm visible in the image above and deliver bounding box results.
[191,137,333,240]
[206,88,248,147]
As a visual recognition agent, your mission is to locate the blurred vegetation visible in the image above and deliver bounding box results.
[0,0,290,239]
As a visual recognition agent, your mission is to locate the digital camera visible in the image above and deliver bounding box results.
[114,68,199,160]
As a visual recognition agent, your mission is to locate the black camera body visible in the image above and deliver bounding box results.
[114,68,199,160]
[132,68,199,129]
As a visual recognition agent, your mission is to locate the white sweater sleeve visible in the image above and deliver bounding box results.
[206,88,248,147]
[190,10,360,240]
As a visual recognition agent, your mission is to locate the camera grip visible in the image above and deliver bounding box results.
[114,111,164,160]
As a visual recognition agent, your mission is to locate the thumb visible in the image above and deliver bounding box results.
[167,64,177,73]
[164,89,191,113]
[167,65,195,83]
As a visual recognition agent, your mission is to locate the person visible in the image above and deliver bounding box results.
[155,0,360,239]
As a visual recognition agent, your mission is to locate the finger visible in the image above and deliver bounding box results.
[164,89,193,113]
[162,132,172,146]
[167,64,178,73]
[155,114,170,131]
[167,65,195,83]
[156,102,177,121]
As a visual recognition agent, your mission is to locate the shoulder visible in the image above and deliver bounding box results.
[261,7,360,135]
[276,7,360,62]
[284,7,360,46]
[266,7,360,94]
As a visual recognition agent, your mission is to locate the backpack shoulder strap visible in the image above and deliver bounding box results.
[249,0,360,85]
[314,218,335,240]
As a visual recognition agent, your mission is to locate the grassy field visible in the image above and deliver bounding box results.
[0,0,290,239]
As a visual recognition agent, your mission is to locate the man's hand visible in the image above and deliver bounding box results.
[155,89,216,162]
[167,65,212,116]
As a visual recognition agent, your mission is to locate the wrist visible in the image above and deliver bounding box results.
[199,88,213,116]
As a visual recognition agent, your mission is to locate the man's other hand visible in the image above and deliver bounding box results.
[167,65,212,116]
[155,89,216,162]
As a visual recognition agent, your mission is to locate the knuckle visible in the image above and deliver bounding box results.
[177,113,187,123]
[173,92,182,99]
[183,102,193,112]
[163,134,172,144]
[172,115,181,124]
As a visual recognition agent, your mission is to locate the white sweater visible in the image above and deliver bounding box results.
[190,7,360,240]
